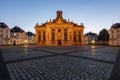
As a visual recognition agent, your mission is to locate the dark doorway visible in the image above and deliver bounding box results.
[13,40,16,45]
[58,40,62,45]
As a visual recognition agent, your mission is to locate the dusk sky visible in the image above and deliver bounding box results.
[0,0,120,34]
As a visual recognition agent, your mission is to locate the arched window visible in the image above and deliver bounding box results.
[52,29,55,41]
[74,31,76,42]
[70,32,72,40]
[64,29,67,41]
[52,32,55,41]
[78,31,81,41]
[38,32,41,42]
[58,29,61,32]
[43,31,46,41]
[52,29,55,32]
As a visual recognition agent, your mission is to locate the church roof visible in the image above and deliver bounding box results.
[35,11,84,28]
[0,22,9,28]
[111,23,120,28]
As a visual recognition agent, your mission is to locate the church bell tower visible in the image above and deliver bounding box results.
[57,11,63,18]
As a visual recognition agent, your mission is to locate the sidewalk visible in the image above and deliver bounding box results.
[0,47,11,80]
[109,47,120,80]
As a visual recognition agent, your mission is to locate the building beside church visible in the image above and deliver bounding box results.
[84,32,98,45]
[109,23,120,46]
[35,11,84,46]
[26,31,36,44]
[0,22,10,45]
[10,26,27,45]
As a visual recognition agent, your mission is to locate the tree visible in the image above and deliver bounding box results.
[98,29,109,44]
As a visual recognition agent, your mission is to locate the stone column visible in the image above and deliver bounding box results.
[36,30,39,45]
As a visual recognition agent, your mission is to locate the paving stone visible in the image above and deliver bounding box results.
[0,45,119,80]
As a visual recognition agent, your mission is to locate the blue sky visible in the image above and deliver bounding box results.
[0,0,120,34]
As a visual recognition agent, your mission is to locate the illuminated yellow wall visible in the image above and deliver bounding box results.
[35,11,84,46]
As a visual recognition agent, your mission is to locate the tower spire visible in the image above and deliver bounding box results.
[57,10,63,18]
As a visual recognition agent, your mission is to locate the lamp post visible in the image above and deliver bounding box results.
[13,33,16,45]
[92,40,95,45]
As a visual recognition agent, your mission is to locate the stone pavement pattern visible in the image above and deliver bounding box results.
[0,45,119,80]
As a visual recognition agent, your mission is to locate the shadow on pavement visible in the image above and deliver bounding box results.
[109,47,120,80]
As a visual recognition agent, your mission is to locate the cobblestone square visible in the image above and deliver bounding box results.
[0,45,119,80]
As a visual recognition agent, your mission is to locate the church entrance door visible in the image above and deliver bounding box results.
[13,40,16,45]
[58,40,62,45]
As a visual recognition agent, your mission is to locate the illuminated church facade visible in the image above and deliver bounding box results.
[35,11,84,46]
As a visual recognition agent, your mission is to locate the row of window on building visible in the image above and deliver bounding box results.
[109,23,120,46]
[1,22,120,46]
[38,30,81,42]
[0,22,35,45]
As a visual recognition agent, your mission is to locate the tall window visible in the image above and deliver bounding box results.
[64,29,67,41]
[6,35,8,38]
[38,32,41,42]
[78,31,81,41]
[51,29,55,41]
[73,31,77,42]
[112,35,114,38]
[52,32,55,41]
[43,31,46,41]
[70,32,72,40]
[0,34,2,38]
[58,29,61,32]
[52,29,55,32]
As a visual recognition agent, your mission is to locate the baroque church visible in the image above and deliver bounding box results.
[35,11,84,46]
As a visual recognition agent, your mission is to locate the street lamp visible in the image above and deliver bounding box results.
[13,33,16,45]
[24,40,28,44]
[14,33,16,36]
[92,40,95,44]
